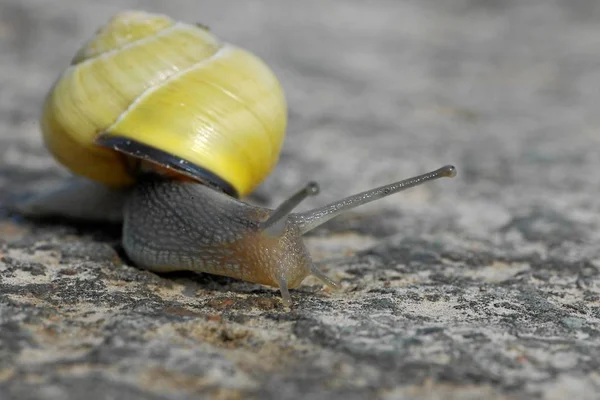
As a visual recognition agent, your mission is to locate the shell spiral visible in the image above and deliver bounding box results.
[41,10,287,197]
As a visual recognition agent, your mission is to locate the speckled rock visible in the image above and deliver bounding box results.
[1,0,600,399]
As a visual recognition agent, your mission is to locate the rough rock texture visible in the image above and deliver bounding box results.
[1,0,600,399]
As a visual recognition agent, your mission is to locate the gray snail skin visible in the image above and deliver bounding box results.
[20,10,458,308]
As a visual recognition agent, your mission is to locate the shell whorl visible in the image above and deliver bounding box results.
[72,11,179,63]
[41,10,287,197]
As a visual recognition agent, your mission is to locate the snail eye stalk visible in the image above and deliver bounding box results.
[260,182,320,236]
[295,165,457,234]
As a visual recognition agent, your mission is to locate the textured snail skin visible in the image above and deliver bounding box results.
[123,177,313,289]
[41,10,287,197]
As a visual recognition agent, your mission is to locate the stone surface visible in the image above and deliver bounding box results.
[1,0,600,399]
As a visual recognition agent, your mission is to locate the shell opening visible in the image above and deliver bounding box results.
[96,134,239,197]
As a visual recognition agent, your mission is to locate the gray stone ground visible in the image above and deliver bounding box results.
[1,0,600,399]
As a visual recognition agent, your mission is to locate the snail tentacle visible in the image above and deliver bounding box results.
[310,264,341,290]
[278,278,292,308]
[293,165,457,234]
[261,181,319,236]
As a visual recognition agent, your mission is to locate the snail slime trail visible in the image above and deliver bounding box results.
[26,10,457,308]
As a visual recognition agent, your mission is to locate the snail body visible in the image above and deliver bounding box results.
[23,11,456,308]
[123,178,312,290]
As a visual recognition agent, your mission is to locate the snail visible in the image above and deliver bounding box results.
[18,10,457,308]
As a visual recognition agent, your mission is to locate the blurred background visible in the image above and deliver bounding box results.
[1,0,599,231]
[1,0,600,248]
[1,1,600,398]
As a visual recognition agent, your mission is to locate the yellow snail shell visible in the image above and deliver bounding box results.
[41,10,287,198]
